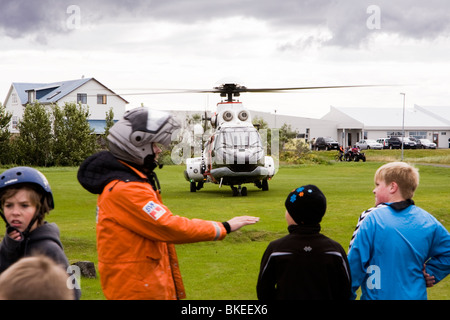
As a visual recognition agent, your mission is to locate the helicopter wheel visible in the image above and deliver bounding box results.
[190,182,197,192]
[262,179,269,191]
[231,186,248,196]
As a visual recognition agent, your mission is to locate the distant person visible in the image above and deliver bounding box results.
[345,146,352,161]
[348,162,450,299]
[257,184,351,300]
[0,255,74,300]
[338,145,345,161]
[0,166,81,300]
[77,107,259,300]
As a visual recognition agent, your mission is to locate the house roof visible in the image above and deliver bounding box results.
[10,77,128,105]
[414,105,450,125]
[330,106,450,130]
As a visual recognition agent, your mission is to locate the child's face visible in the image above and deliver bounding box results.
[3,189,38,233]
[373,179,392,205]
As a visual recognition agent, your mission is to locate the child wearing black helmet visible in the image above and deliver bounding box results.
[257,184,351,300]
[0,167,81,300]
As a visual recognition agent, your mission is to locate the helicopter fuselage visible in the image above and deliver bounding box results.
[184,101,275,195]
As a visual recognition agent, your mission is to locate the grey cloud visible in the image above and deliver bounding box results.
[381,3,450,40]
[1,0,449,47]
[0,0,68,37]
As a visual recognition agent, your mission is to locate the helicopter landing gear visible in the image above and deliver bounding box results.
[231,185,247,197]
[255,179,269,191]
[190,181,204,192]
[261,179,269,191]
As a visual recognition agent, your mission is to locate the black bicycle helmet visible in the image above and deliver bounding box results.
[0,167,54,236]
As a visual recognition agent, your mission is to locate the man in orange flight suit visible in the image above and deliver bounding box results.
[78,107,259,300]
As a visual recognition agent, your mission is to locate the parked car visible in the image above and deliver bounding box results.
[409,137,419,144]
[418,139,437,149]
[376,138,389,149]
[356,139,383,150]
[314,137,339,150]
[410,137,422,148]
[399,137,417,149]
[387,137,402,149]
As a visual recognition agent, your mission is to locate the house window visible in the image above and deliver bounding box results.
[387,131,403,137]
[12,93,18,105]
[409,131,427,139]
[12,116,18,130]
[77,93,87,104]
[97,94,107,104]
[47,91,61,100]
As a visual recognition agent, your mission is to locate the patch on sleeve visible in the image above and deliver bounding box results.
[142,201,166,220]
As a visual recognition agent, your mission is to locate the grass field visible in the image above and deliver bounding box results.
[0,149,449,300]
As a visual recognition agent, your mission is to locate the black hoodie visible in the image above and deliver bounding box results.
[257,224,351,300]
[77,151,149,195]
[0,222,81,299]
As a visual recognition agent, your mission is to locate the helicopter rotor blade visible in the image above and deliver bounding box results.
[111,88,221,96]
[111,84,391,97]
[243,85,384,93]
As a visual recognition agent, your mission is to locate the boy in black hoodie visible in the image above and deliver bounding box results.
[0,167,81,300]
[257,184,351,300]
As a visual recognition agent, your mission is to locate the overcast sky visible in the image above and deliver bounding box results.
[1,0,449,118]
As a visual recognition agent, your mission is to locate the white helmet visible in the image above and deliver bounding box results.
[107,107,181,166]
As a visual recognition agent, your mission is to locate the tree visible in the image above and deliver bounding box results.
[104,107,115,139]
[0,103,13,165]
[186,113,202,126]
[52,103,98,166]
[279,123,298,150]
[16,102,53,166]
[101,107,115,149]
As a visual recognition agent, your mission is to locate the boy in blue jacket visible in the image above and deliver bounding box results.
[348,162,450,299]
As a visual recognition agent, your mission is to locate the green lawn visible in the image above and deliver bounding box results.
[0,152,449,300]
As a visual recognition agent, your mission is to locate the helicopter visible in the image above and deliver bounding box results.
[116,80,383,196]
[181,81,377,196]
[184,83,274,196]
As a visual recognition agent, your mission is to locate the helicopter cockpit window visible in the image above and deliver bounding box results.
[213,127,265,166]
[216,127,262,149]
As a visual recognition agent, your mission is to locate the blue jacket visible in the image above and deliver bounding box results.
[348,200,450,300]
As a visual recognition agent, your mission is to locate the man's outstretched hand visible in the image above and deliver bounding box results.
[227,216,260,232]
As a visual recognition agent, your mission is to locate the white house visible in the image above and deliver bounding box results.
[321,105,450,148]
[3,77,128,134]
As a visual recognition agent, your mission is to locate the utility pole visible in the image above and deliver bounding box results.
[400,93,406,161]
